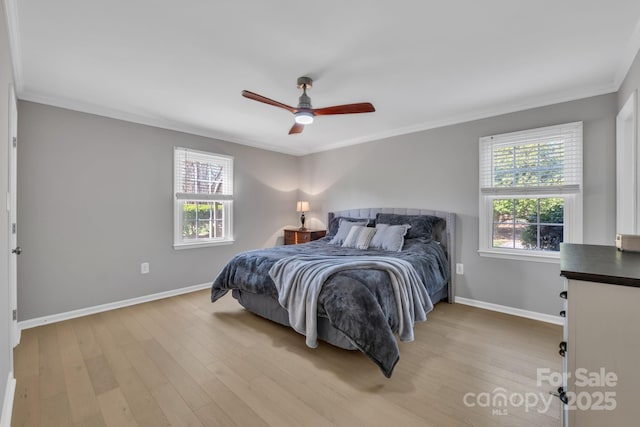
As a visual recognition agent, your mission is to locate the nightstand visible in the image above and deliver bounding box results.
[284,229,327,245]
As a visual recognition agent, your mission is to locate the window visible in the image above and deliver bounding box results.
[174,147,233,249]
[479,122,582,262]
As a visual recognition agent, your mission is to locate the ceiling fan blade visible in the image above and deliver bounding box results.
[313,102,375,116]
[242,90,297,114]
[288,123,304,135]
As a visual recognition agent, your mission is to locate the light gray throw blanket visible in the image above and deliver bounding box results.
[269,255,434,348]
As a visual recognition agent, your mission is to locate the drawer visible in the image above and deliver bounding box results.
[298,233,310,242]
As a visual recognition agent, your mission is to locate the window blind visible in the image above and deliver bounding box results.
[174,147,233,201]
[480,122,582,196]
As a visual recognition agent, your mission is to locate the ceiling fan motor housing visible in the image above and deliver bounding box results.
[298,93,312,109]
[297,76,313,109]
[296,76,313,89]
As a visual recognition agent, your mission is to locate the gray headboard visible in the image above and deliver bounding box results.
[328,207,456,303]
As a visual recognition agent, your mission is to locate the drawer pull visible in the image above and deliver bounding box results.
[559,341,566,357]
[550,387,568,404]
[559,291,567,299]
[559,310,566,317]
[556,387,568,404]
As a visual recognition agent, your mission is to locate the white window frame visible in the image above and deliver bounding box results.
[173,147,234,249]
[478,122,583,263]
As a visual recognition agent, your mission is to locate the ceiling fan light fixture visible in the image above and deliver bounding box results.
[294,111,314,125]
[241,77,375,134]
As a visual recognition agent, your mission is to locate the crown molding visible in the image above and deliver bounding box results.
[4,0,23,92]
[306,82,618,155]
[614,17,640,89]
[20,79,616,159]
[19,90,308,156]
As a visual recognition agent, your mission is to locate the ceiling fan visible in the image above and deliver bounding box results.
[242,76,375,135]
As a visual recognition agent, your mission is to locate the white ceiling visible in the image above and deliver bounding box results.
[6,1,640,155]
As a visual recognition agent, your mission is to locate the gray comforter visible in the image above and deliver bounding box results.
[211,237,449,377]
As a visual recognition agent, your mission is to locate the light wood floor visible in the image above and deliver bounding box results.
[12,290,563,426]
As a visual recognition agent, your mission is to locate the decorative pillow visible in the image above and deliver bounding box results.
[329,219,368,245]
[375,213,444,240]
[341,226,379,250]
[355,227,377,249]
[341,226,364,248]
[369,224,390,248]
[370,224,411,251]
[327,216,370,236]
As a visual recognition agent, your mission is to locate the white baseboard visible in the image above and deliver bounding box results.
[455,297,563,325]
[0,373,16,427]
[19,282,211,330]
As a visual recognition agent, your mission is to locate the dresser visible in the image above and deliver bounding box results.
[559,243,640,426]
[284,229,326,245]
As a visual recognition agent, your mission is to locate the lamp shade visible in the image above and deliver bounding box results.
[296,201,310,212]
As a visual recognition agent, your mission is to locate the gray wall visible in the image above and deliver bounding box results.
[618,49,640,111]
[0,0,14,416]
[299,93,617,316]
[17,102,300,320]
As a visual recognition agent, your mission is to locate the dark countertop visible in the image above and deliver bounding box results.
[560,243,640,287]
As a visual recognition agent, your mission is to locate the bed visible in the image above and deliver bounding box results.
[211,208,456,377]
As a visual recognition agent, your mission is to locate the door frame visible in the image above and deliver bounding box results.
[8,84,19,348]
[616,90,638,234]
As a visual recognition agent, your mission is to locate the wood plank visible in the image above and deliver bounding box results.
[56,321,105,426]
[193,401,238,427]
[87,308,172,427]
[39,391,71,427]
[198,377,268,427]
[84,355,118,396]
[96,388,138,427]
[150,383,204,427]
[12,291,562,427]
[140,339,212,411]
[70,316,102,360]
[120,340,168,391]
[108,368,171,427]
[11,375,40,427]
[37,324,67,401]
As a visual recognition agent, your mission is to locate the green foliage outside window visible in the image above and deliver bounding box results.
[521,202,563,250]
[182,202,223,239]
[492,198,563,251]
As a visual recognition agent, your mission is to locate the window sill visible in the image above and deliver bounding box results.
[174,239,234,250]
[478,248,560,264]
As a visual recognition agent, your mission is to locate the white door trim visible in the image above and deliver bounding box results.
[616,90,638,234]
[8,84,19,348]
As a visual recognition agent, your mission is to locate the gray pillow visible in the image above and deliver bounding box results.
[370,223,411,251]
[327,216,370,236]
[329,219,368,245]
[375,213,443,240]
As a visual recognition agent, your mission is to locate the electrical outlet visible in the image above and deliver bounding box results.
[141,262,149,274]
[456,263,464,275]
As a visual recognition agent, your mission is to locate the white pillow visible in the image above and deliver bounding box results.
[370,224,411,251]
[369,224,390,248]
[342,226,364,248]
[355,227,377,249]
[330,219,368,245]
